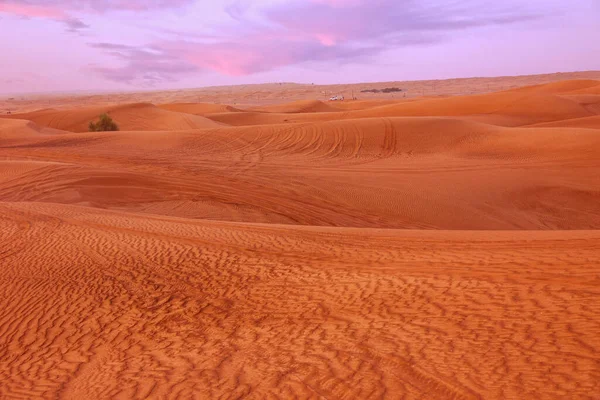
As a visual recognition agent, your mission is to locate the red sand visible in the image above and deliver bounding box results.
[1,75,599,399]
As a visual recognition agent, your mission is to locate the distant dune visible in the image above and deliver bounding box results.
[1,74,599,399]
[158,102,243,115]
[3,103,223,132]
[193,80,600,128]
[508,78,600,94]
[3,70,600,114]
[0,118,67,140]
[246,99,342,113]
[528,115,600,129]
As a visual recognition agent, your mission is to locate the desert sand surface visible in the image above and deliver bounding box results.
[1,73,600,399]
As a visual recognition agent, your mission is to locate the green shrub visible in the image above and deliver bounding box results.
[89,113,119,132]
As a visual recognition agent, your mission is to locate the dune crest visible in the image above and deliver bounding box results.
[247,99,342,113]
[2,103,223,132]
[158,102,243,115]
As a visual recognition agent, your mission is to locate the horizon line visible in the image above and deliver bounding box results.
[2,69,599,99]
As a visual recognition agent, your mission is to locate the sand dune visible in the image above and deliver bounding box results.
[1,103,223,132]
[199,81,600,128]
[204,110,345,126]
[569,84,600,95]
[331,99,415,110]
[1,116,598,229]
[508,79,600,94]
[528,115,600,129]
[158,102,242,115]
[351,90,596,126]
[1,76,599,399]
[562,94,600,115]
[247,99,342,113]
[0,118,67,140]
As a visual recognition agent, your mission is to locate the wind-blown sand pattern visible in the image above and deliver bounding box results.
[1,75,600,399]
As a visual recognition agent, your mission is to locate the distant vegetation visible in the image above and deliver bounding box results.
[89,113,119,132]
[361,87,403,94]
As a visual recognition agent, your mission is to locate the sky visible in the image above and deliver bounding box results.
[0,0,599,94]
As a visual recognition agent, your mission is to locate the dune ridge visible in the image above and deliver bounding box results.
[3,103,223,132]
[246,99,342,113]
[158,102,243,115]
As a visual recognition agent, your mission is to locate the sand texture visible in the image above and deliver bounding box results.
[1,74,599,399]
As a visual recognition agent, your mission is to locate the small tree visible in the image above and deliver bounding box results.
[89,113,119,132]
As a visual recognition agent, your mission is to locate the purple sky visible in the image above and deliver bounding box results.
[1,0,599,94]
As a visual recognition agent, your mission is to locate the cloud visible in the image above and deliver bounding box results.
[87,43,198,86]
[89,0,553,84]
[266,0,541,46]
[0,0,193,32]
[0,2,88,32]
[90,36,394,84]
[0,0,194,13]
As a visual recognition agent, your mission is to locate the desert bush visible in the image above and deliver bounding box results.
[361,87,403,94]
[89,113,119,132]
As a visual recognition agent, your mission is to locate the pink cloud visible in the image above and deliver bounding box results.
[315,34,337,46]
[0,0,194,32]
[0,1,88,31]
[0,3,67,18]
[186,47,264,76]
[309,0,365,6]
[0,0,193,12]
[88,0,558,84]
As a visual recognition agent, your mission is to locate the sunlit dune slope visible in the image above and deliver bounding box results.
[204,110,345,126]
[246,99,342,113]
[331,99,415,110]
[1,116,598,229]
[569,84,600,95]
[507,79,600,94]
[199,80,600,128]
[158,102,242,115]
[0,118,67,140]
[1,103,223,132]
[350,90,596,126]
[1,202,598,399]
[561,94,600,114]
[528,115,600,129]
